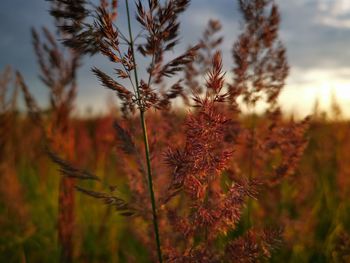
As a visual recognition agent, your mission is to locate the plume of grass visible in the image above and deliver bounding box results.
[49,0,201,261]
[45,0,310,262]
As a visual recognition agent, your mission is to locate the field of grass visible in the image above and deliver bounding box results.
[1,111,350,262]
[1,0,350,262]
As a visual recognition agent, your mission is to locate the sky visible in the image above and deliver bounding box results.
[1,0,350,117]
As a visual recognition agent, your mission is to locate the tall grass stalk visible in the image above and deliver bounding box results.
[125,1,163,261]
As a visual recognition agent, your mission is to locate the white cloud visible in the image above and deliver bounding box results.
[280,67,350,118]
[315,0,350,28]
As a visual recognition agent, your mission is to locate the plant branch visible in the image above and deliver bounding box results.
[125,0,163,262]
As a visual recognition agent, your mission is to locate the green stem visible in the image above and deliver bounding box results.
[125,1,163,262]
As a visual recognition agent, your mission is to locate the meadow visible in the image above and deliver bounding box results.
[1,0,350,262]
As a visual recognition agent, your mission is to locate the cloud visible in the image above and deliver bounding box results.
[314,0,350,28]
[281,67,350,118]
[1,0,350,116]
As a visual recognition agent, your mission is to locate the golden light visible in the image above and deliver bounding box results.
[280,68,350,118]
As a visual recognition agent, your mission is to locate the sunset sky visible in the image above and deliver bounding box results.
[1,0,350,117]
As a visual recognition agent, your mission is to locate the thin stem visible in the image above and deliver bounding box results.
[246,104,256,229]
[125,1,163,262]
[140,111,163,262]
[116,48,137,94]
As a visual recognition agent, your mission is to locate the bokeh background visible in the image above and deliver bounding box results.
[1,1,350,262]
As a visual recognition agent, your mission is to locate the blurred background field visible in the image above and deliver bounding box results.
[1,104,350,262]
[2,0,350,262]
